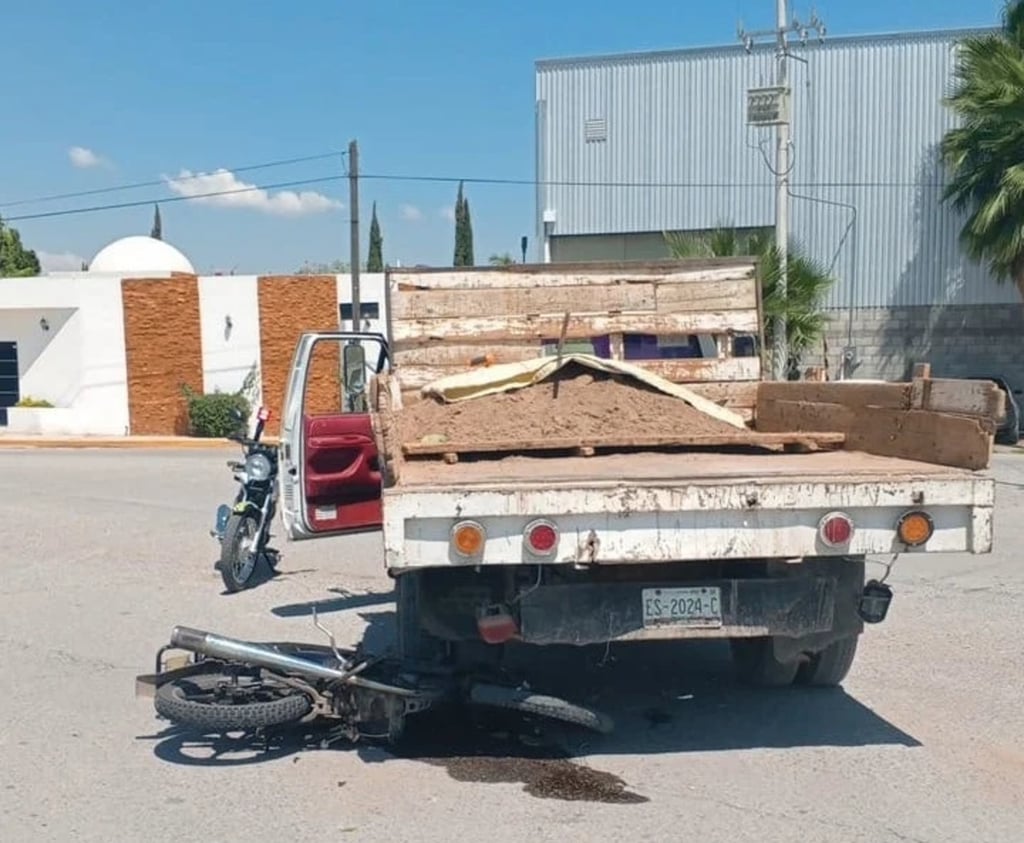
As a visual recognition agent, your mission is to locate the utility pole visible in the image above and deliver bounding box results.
[348,139,361,329]
[739,3,825,380]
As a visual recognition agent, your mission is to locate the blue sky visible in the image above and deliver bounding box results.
[0,0,1005,275]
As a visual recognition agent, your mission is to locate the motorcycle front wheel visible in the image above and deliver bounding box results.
[218,512,262,593]
[155,671,311,732]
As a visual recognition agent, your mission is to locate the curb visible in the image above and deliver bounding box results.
[0,436,279,450]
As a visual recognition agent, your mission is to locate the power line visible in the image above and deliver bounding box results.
[362,172,945,189]
[5,175,345,222]
[0,150,346,209]
[2,171,949,223]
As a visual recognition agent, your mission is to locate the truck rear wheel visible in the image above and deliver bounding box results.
[394,572,444,664]
[794,634,859,687]
[729,637,801,687]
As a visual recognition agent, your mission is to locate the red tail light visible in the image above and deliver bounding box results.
[819,512,854,548]
[524,519,559,556]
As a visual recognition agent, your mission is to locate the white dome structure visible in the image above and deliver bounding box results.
[88,236,195,275]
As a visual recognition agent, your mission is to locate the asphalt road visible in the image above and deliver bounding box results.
[1,447,1022,843]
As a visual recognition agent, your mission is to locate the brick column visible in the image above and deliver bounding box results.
[257,275,340,436]
[121,274,203,435]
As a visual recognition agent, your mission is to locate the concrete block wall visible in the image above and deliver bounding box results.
[821,305,1024,389]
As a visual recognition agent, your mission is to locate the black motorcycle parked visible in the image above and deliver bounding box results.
[211,406,280,593]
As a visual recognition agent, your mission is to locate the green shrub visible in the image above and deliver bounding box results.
[181,386,250,438]
[15,396,54,408]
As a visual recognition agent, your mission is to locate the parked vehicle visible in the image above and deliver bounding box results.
[141,259,1002,742]
[211,405,280,592]
[275,261,1000,692]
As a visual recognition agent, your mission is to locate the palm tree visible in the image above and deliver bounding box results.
[664,225,835,378]
[941,1,1024,298]
[489,252,515,266]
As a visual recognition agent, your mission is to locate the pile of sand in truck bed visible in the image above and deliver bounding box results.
[397,362,741,447]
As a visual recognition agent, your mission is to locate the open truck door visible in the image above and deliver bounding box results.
[279,331,390,541]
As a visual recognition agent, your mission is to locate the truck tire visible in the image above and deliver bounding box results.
[794,634,859,687]
[468,683,614,734]
[394,572,443,664]
[729,637,801,687]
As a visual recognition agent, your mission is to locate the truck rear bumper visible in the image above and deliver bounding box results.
[384,476,995,568]
[516,575,860,646]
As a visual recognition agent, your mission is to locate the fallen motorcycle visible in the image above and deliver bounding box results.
[135,613,614,744]
[211,406,280,593]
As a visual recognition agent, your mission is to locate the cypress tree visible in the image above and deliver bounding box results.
[453,181,475,266]
[367,202,384,272]
[151,204,163,240]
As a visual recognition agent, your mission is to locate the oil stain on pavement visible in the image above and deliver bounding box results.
[384,706,648,804]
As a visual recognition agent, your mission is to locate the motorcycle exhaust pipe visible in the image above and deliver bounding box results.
[171,625,353,683]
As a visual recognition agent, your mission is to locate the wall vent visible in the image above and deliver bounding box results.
[584,117,607,143]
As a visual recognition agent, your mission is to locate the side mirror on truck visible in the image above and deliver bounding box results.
[343,342,368,413]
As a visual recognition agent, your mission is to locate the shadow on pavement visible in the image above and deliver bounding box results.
[271,588,393,618]
[141,619,919,800]
[138,724,307,767]
[487,639,920,754]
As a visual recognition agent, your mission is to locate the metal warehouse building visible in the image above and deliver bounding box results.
[534,27,1024,387]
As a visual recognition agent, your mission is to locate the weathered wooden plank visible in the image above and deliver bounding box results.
[392,310,760,344]
[910,377,1005,421]
[389,263,756,291]
[633,357,761,384]
[756,377,1004,421]
[391,283,656,320]
[655,279,757,313]
[685,381,759,409]
[394,342,544,367]
[755,399,993,471]
[402,431,846,457]
[757,381,912,410]
[394,356,761,391]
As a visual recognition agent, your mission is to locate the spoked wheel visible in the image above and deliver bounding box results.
[218,513,261,593]
[155,671,312,732]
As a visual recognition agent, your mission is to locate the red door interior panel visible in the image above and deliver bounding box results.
[303,413,382,532]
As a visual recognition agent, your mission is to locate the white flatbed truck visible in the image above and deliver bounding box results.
[278,259,999,688]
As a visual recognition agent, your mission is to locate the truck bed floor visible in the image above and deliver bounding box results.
[394,449,976,491]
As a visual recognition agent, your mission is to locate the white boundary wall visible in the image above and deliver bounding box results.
[0,273,130,435]
[0,270,391,436]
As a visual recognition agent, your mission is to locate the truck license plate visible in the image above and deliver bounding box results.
[641,587,723,628]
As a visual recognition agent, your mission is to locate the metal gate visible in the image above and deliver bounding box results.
[0,342,19,426]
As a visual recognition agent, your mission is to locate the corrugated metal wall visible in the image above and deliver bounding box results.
[535,29,1018,308]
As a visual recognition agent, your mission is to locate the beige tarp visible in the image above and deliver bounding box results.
[419,353,747,430]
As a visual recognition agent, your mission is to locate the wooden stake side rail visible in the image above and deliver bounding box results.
[402,431,846,462]
[756,400,994,471]
[385,261,765,390]
[756,376,1005,420]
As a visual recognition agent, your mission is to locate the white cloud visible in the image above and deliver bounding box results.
[68,146,106,169]
[440,206,456,222]
[399,203,423,222]
[164,168,342,216]
[37,250,88,272]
